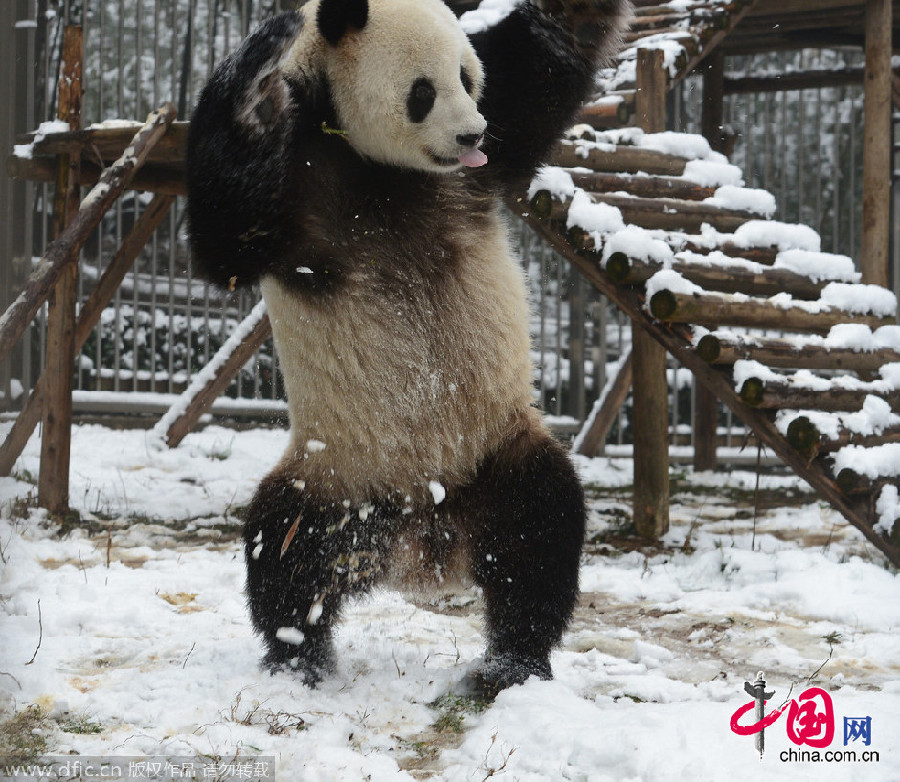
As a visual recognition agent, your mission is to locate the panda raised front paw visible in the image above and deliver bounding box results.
[534,0,631,57]
[224,11,304,133]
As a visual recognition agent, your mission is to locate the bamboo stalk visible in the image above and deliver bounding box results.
[649,289,894,333]
[695,333,900,371]
[0,103,178,366]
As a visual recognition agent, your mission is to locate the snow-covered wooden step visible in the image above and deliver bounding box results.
[604,252,830,299]
[552,142,689,176]
[550,192,757,235]
[694,331,900,371]
[564,169,717,202]
[648,287,895,334]
[735,362,900,413]
[783,412,900,457]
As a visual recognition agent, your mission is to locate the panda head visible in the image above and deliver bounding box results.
[313,0,487,172]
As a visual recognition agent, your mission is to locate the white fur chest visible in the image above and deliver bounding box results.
[262,210,536,503]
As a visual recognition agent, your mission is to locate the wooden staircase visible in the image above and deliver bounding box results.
[508,124,900,566]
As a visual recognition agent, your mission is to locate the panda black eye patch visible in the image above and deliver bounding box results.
[407,77,436,123]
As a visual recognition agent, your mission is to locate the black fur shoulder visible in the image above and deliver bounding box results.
[187,11,309,290]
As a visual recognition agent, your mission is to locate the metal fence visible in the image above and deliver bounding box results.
[1,1,892,458]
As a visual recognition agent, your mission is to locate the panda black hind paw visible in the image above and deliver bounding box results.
[260,638,336,687]
[461,654,553,700]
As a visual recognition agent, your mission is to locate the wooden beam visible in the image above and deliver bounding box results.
[633,47,670,540]
[649,289,894,333]
[722,66,885,94]
[507,198,900,566]
[6,153,188,196]
[695,46,726,472]
[739,377,900,413]
[548,192,756,234]
[0,104,178,366]
[0,194,175,477]
[552,142,688,176]
[38,26,82,515]
[695,333,900,371]
[604,252,830,300]
[574,349,633,457]
[161,311,273,448]
[861,0,892,287]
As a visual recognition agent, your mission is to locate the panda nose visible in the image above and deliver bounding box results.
[456,132,483,148]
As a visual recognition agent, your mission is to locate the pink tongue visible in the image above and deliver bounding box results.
[458,148,488,168]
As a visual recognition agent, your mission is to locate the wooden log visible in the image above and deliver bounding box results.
[786,415,900,457]
[549,192,755,234]
[722,66,892,94]
[682,240,779,265]
[835,470,894,499]
[578,94,634,127]
[6,154,187,196]
[551,142,688,176]
[161,310,273,448]
[507,196,900,566]
[633,46,670,540]
[0,194,176,478]
[604,252,828,299]
[861,0,892,287]
[574,349,633,457]
[38,26,82,515]
[738,377,900,413]
[0,103,178,367]
[695,333,900,371]
[566,171,717,201]
[671,0,756,86]
[17,121,190,169]
[649,290,894,333]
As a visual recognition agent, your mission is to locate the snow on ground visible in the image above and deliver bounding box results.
[1,422,898,781]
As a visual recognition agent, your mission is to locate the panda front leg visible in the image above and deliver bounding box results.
[242,473,396,683]
[187,11,304,290]
[461,429,586,697]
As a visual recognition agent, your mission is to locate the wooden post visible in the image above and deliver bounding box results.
[861,0,891,287]
[633,47,669,539]
[38,26,81,515]
[694,47,726,472]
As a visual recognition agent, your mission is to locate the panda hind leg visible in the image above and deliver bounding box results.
[242,473,396,684]
[460,428,585,698]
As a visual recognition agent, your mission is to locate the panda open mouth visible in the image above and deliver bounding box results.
[429,148,488,169]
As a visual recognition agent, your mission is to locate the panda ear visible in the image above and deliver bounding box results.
[317,0,369,45]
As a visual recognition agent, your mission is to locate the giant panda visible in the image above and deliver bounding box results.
[187,0,629,695]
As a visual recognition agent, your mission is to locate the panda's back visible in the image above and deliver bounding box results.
[262,164,538,504]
